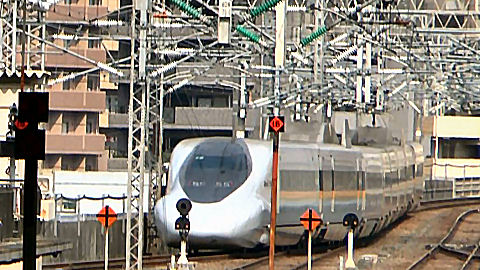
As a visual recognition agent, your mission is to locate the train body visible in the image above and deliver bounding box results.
[154,135,424,248]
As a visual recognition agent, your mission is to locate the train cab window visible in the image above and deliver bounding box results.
[179,139,252,203]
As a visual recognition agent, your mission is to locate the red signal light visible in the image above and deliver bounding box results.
[14,120,29,130]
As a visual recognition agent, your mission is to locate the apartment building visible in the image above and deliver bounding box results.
[422,116,480,199]
[41,0,120,172]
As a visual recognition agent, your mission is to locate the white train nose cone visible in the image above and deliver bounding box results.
[155,196,268,248]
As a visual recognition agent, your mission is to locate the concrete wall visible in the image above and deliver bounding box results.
[0,189,14,241]
[40,217,126,264]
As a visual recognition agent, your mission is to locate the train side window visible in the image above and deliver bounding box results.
[387,171,394,187]
[335,171,357,190]
[280,170,317,191]
[416,163,424,177]
[367,172,382,189]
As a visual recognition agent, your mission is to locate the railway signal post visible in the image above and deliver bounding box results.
[97,206,118,270]
[268,115,284,270]
[174,198,194,270]
[300,208,323,270]
[14,92,48,270]
[343,213,359,270]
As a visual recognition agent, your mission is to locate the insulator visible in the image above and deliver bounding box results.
[300,26,327,47]
[97,62,123,76]
[236,25,260,44]
[327,33,348,46]
[152,23,184,28]
[330,45,358,66]
[151,61,178,77]
[52,34,75,40]
[287,5,305,12]
[165,79,189,94]
[169,0,202,20]
[154,48,195,56]
[92,20,124,26]
[250,0,283,18]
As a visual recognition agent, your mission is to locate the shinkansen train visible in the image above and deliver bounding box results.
[154,129,424,248]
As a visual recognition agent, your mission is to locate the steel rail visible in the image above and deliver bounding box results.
[416,197,480,212]
[43,252,234,269]
[406,208,480,270]
[289,246,344,270]
[229,251,288,270]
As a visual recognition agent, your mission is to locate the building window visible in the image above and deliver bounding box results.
[63,39,70,48]
[106,95,118,112]
[88,39,100,49]
[61,157,69,170]
[61,199,77,213]
[89,0,101,5]
[63,80,70,91]
[197,97,212,107]
[86,156,97,171]
[86,122,93,134]
[62,122,69,134]
[87,74,99,91]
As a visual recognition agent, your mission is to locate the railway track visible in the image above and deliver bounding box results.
[229,245,344,270]
[43,252,233,269]
[43,198,480,270]
[417,197,480,212]
[407,208,480,270]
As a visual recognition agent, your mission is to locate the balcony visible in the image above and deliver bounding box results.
[430,158,480,180]
[46,5,108,22]
[49,91,105,112]
[423,116,480,139]
[100,71,117,90]
[166,107,258,130]
[99,113,128,128]
[107,158,127,171]
[46,134,105,155]
[45,47,106,69]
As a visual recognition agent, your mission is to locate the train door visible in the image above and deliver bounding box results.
[382,151,392,212]
[405,146,415,206]
[320,155,334,220]
[397,149,407,208]
[356,158,366,212]
[318,152,323,216]
[365,155,383,217]
[387,150,399,209]
[278,146,319,225]
[333,154,357,215]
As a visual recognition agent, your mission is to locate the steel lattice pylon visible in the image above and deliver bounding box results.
[0,0,46,74]
[0,0,17,73]
[126,0,149,268]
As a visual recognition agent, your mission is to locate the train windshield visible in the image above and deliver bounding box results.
[179,139,252,203]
